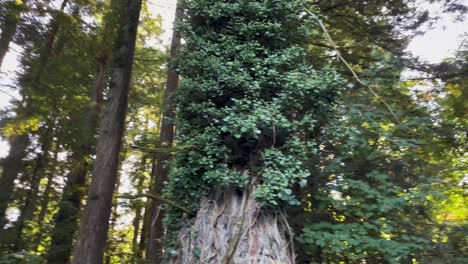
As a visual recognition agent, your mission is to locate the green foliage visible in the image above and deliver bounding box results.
[166,0,343,213]
[0,252,42,264]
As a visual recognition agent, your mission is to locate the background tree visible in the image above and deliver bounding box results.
[72,0,142,263]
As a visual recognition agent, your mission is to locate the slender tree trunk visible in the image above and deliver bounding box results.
[104,173,121,264]
[0,0,27,68]
[139,159,156,259]
[146,2,182,263]
[46,151,89,264]
[47,59,107,264]
[171,188,294,264]
[131,154,148,262]
[46,49,108,264]
[13,128,52,250]
[0,134,29,228]
[32,148,59,251]
[0,0,69,227]
[71,1,142,263]
[46,2,116,262]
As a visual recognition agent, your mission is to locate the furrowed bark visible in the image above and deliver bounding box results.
[146,1,182,263]
[170,188,294,264]
[71,0,142,263]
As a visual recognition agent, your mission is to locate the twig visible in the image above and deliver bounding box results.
[128,144,187,154]
[304,8,400,124]
[0,89,18,99]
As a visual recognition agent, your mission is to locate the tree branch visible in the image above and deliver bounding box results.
[304,8,401,124]
[117,193,192,215]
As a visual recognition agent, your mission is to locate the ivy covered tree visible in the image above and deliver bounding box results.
[163,0,344,262]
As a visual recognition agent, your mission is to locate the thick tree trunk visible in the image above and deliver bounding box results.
[146,1,182,263]
[0,0,26,68]
[170,188,294,264]
[71,1,142,263]
[0,134,29,228]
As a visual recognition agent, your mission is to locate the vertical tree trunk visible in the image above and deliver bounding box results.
[0,0,27,68]
[0,134,29,228]
[32,148,59,251]
[71,1,142,263]
[132,156,147,261]
[46,2,116,262]
[139,159,156,259]
[0,0,69,229]
[13,128,52,250]
[46,51,108,264]
[104,173,121,264]
[170,188,294,264]
[146,1,182,263]
[46,151,89,264]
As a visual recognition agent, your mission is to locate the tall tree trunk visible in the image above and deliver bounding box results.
[46,2,116,262]
[170,188,294,264]
[0,134,29,228]
[104,173,121,264]
[0,0,27,68]
[131,153,149,262]
[13,128,52,250]
[71,1,142,263]
[46,43,108,264]
[146,1,182,263]
[32,148,59,251]
[46,151,89,264]
[139,159,156,259]
[0,0,69,229]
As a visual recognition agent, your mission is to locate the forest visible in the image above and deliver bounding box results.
[0,0,467,263]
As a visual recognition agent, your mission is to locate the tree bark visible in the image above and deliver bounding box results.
[0,134,29,228]
[71,1,142,263]
[146,1,182,263]
[170,188,294,264]
[0,0,27,68]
